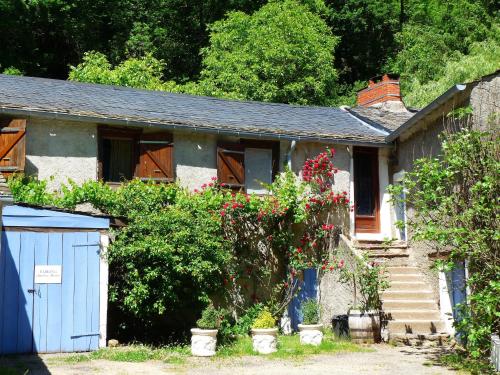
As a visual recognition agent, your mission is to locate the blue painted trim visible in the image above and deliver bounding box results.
[2,206,109,229]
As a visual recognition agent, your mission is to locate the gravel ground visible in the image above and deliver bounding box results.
[3,344,461,375]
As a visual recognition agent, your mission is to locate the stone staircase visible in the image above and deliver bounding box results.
[352,239,450,346]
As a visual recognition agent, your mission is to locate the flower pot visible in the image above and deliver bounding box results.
[191,328,218,357]
[298,324,323,346]
[251,328,278,354]
[348,309,381,344]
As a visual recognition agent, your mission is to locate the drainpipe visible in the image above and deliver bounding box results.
[287,140,297,170]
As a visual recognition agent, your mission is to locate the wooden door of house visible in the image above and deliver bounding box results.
[354,147,380,233]
[0,231,101,353]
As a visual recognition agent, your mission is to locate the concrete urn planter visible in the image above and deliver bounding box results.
[298,324,323,346]
[191,328,218,357]
[251,328,278,354]
[348,309,381,344]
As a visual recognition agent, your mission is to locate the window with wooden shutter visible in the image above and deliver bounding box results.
[136,132,174,182]
[217,144,245,190]
[0,118,26,175]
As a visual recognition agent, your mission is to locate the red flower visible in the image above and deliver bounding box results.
[220,210,226,217]
[297,247,303,253]
[321,265,326,270]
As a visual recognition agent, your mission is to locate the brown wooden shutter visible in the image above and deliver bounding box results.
[136,132,174,182]
[217,143,245,190]
[0,118,26,175]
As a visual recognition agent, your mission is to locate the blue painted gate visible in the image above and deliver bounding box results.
[0,205,109,354]
[288,268,318,331]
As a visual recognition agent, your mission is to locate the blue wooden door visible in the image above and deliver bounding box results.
[0,231,100,353]
[289,268,318,331]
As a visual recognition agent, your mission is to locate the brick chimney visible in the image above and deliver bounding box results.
[357,74,402,107]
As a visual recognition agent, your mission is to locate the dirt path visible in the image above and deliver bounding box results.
[6,345,460,375]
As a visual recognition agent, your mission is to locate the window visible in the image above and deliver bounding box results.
[98,127,173,183]
[217,140,279,193]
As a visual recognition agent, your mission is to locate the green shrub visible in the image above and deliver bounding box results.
[301,299,320,325]
[252,310,276,329]
[196,304,226,330]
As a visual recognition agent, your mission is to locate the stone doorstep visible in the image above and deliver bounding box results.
[387,319,446,334]
[381,290,435,300]
[383,299,439,310]
[389,332,451,347]
[383,310,441,320]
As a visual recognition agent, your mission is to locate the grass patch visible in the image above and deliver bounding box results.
[51,344,189,365]
[216,332,368,359]
[436,351,495,375]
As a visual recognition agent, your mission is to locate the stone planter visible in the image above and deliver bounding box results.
[251,328,278,354]
[298,324,323,346]
[191,328,218,357]
[348,309,381,344]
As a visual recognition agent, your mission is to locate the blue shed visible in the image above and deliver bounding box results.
[0,204,110,354]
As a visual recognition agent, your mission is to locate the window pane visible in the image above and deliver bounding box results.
[354,153,375,215]
[103,138,134,182]
[245,148,272,194]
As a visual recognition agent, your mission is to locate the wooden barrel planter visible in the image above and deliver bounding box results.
[348,309,381,344]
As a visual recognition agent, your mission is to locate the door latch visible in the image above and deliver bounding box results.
[27,288,36,293]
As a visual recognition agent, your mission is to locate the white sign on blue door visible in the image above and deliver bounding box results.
[34,265,62,284]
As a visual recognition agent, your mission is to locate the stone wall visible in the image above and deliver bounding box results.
[470,73,500,131]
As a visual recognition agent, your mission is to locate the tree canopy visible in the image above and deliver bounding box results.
[1,0,498,107]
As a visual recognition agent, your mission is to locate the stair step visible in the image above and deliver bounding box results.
[389,333,450,347]
[387,320,446,334]
[381,290,434,300]
[384,310,441,320]
[387,281,429,290]
[354,241,408,250]
[386,267,421,274]
[389,274,423,282]
[383,300,438,310]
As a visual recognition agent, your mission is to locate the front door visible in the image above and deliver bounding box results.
[354,147,380,233]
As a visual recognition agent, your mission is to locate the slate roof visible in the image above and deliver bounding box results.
[0,74,389,144]
[348,106,415,132]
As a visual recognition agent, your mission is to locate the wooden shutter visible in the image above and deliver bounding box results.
[217,143,245,190]
[0,118,26,175]
[136,132,174,182]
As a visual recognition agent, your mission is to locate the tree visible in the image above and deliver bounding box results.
[68,51,179,92]
[194,0,340,105]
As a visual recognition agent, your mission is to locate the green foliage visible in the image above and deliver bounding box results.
[400,37,500,108]
[195,0,339,105]
[196,304,226,330]
[231,303,265,336]
[340,254,389,311]
[300,299,320,325]
[69,51,180,92]
[2,67,23,76]
[252,310,276,329]
[389,127,499,358]
[436,350,496,375]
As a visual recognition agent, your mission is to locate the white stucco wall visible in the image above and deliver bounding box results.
[25,118,98,191]
[173,132,218,190]
[292,142,351,194]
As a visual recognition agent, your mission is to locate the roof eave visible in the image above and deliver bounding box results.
[0,106,390,147]
[385,84,469,142]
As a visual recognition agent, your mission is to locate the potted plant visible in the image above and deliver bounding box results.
[191,304,224,357]
[340,256,389,344]
[298,299,323,346]
[251,309,278,354]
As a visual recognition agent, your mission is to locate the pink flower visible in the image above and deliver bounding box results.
[211,176,218,181]
[220,210,226,217]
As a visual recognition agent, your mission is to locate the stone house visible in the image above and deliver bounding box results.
[0,71,497,343]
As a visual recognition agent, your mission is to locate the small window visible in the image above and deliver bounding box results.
[245,148,273,194]
[98,127,173,183]
[217,140,278,193]
[102,138,134,182]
